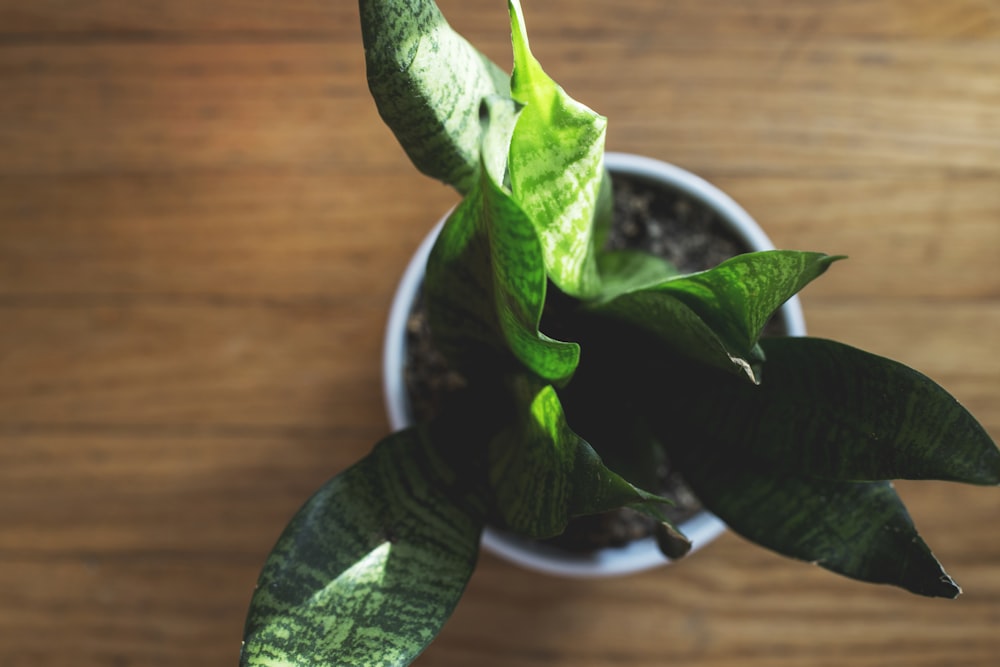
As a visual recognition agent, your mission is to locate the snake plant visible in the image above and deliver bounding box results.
[241,1,999,664]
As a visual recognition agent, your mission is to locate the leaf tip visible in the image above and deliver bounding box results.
[728,354,760,385]
[814,253,848,276]
[655,522,692,560]
[909,563,962,599]
[931,573,962,600]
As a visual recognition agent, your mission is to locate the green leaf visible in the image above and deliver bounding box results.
[589,251,840,381]
[596,249,680,296]
[587,287,749,379]
[488,378,677,541]
[677,337,1000,484]
[506,0,607,299]
[637,335,998,596]
[241,428,485,667]
[670,448,961,597]
[653,251,842,359]
[359,0,510,193]
[425,97,580,384]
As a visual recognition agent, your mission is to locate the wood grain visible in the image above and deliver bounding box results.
[1,1,998,665]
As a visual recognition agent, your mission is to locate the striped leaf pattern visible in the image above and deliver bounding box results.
[671,337,1000,484]
[651,251,842,359]
[241,428,485,667]
[590,250,840,380]
[425,97,579,384]
[639,335,1000,596]
[360,0,510,193]
[507,0,607,299]
[673,451,962,598]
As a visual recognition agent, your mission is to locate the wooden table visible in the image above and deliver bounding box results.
[2,1,998,665]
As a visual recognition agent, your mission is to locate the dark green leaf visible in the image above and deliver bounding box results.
[682,446,961,597]
[241,428,485,667]
[637,335,998,596]
[488,378,677,540]
[360,0,510,193]
[556,340,672,493]
[587,287,751,379]
[677,337,1000,484]
[671,446,960,597]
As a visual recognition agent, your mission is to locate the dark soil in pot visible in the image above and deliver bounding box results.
[403,170,787,553]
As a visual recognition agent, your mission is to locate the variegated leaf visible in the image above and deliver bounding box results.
[241,428,485,667]
[360,0,510,193]
[590,251,839,381]
[671,337,1000,484]
[488,378,679,541]
[672,447,961,598]
[425,97,579,384]
[506,0,607,299]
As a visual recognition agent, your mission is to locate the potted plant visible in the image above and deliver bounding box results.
[383,151,810,577]
[241,1,999,665]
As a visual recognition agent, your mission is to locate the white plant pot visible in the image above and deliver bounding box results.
[382,152,807,577]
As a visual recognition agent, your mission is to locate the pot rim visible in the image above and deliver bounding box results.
[382,152,806,577]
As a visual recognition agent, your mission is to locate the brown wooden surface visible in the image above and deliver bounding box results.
[2,1,999,665]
